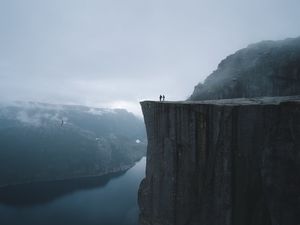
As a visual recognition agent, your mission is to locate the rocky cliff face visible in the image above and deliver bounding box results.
[190,37,300,100]
[138,96,300,225]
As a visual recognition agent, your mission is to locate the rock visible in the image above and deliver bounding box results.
[189,37,300,100]
[138,96,300,225]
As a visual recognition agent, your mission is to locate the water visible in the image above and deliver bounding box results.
[0,157,146,225]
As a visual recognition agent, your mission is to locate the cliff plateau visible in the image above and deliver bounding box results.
[139,97,300,225]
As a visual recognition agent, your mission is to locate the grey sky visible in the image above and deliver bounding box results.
[0,0,299,116]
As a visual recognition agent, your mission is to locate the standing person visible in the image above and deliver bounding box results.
[159,95,162,101]
[163,95,165,101]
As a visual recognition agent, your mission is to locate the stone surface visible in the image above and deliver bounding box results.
[138,96,300,225]
[189,37,300,100]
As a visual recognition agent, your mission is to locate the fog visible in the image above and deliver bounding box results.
[0,0,299,115]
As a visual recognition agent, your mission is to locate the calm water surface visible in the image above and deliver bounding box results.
[0,157,146,225]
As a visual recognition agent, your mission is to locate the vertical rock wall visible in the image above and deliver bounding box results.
[138,98,300,225]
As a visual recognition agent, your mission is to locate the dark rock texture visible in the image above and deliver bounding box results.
[190,37,300,100]
[138,96,300,225]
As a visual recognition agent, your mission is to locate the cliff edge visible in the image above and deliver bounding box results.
[138,96,300,225]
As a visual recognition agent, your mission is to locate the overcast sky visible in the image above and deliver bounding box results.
[0,0,299,116]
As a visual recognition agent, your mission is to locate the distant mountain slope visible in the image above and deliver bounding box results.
[189,37,300,100]
[0,102,146,187]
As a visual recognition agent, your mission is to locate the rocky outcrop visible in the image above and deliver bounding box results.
[138,96,300,225]
[189,37,300,100]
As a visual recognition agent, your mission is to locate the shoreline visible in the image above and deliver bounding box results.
[0,162,136,189]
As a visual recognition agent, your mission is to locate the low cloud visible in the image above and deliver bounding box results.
[1,0,299,116]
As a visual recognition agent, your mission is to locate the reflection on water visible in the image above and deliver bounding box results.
[0,171,126,207]
[0,157,146,225]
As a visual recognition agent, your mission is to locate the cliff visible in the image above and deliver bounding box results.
[189,37,300,100]
[138,96,300,225]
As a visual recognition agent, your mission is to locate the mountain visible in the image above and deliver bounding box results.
[190,37,300,100]
[138,37,300,225]
[0,102,146,187]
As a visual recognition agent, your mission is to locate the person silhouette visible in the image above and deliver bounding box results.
[159,95,162,101]
[163,95,165,101]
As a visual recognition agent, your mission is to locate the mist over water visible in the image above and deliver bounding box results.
[0,157,146,225]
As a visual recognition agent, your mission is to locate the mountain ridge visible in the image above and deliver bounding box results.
[0,101,146,187]
[190,36,300,100]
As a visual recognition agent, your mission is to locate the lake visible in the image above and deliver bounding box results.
[0,157,146,225]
